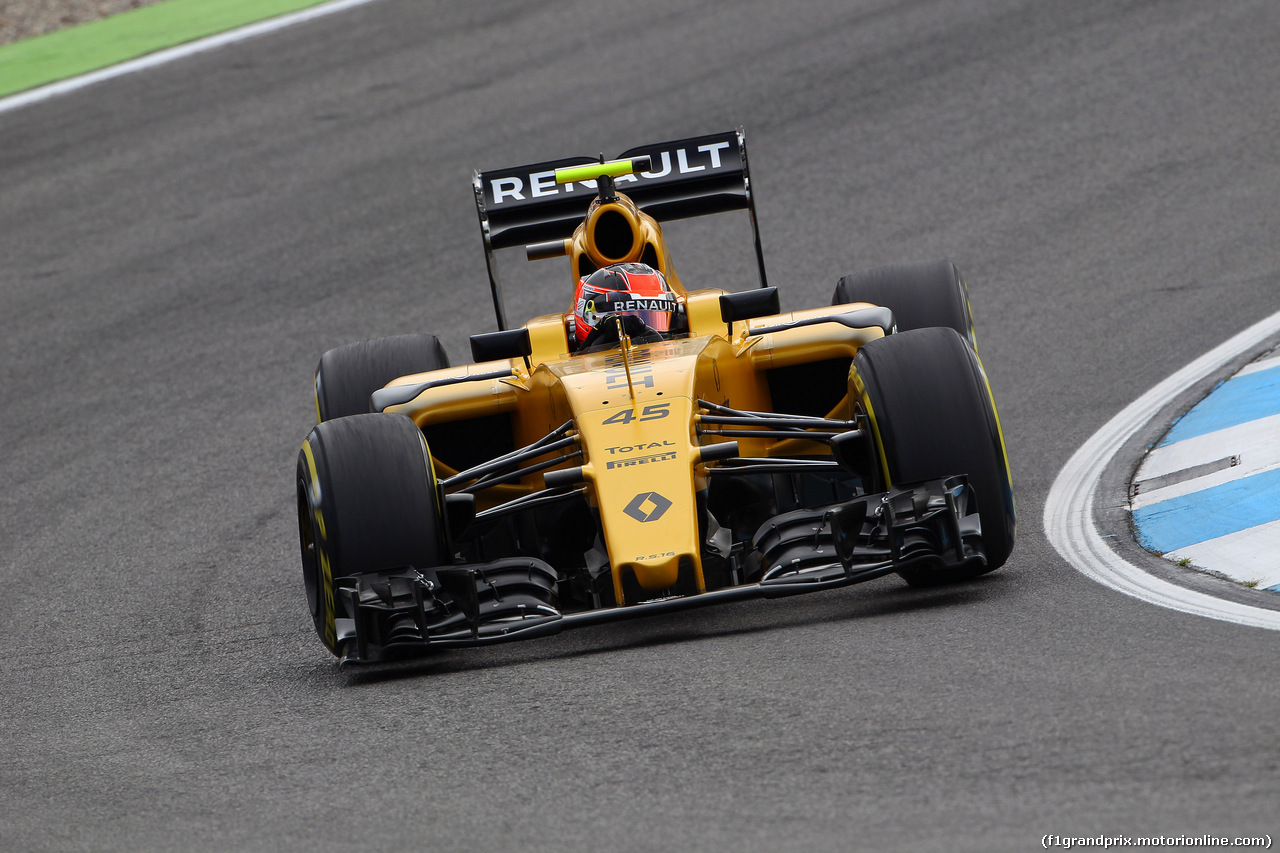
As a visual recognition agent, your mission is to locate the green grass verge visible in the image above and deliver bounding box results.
[0,0,336,99]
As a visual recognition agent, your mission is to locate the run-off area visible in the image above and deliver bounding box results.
[1130,348,1280,591]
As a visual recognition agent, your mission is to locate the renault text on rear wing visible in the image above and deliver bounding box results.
[473,128,767,330]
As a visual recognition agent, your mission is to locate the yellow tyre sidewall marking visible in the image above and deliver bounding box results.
[849,364,892,489]
[301,438,337,651]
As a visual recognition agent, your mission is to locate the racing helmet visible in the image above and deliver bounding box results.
[572,262,677,347]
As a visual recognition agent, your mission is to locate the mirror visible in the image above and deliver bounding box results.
[719,287,780,323]
[470,328,532,364]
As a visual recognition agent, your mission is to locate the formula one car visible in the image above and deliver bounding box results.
[296,129,1015,664]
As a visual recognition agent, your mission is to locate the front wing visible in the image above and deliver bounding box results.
[332,476,983,665]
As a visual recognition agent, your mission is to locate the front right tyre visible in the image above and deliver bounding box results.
[296,413,447,654]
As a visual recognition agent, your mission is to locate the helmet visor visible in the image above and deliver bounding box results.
[581,289,677,332]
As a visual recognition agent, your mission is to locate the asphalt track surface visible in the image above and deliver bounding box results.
[2,2,1277,850]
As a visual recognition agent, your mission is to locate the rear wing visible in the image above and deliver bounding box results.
[473,128,768,330]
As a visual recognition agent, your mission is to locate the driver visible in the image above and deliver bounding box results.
[571,262,680,350]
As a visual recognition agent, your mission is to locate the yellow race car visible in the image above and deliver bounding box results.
[296,129,1015,664]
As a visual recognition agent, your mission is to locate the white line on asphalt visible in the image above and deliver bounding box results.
[1043,308,1280,631]
[0,0,385,116]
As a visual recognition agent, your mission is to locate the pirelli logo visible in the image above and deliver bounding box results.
[606,451,678,469]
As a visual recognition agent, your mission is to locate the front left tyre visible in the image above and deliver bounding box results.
[852,326,1015,584]
[296,413,447,654]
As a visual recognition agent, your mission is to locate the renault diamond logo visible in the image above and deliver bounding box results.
[624,491,672,523]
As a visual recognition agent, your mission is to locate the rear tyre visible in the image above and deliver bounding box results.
[852,327,1014,584]
[296,413,446,654]
[833,260,976,348]
[314,334,450,421]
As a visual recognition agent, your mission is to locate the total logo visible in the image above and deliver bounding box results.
[488,141,734,206]
[606,441,675,455]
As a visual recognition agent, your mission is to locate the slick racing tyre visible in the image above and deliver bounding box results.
[833,260,977,349]
[314,334,450,421]
[852,327,1014,585]
[296,413,447,654]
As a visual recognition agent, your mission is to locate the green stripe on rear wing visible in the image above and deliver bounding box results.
[473,128,768,330]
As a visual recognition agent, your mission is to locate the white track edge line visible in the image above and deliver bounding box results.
[1236,353,1280,377]
[1043,308,1280,630]
[0,0,385,116]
